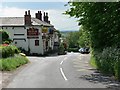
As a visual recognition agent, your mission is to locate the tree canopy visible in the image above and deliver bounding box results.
[0,29,11,44]
[65,2,120,80]
[65,2,120,51]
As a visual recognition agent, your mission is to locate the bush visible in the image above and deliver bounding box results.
[0,54,29,71]
[0,45,20,58]
[0,29,9,41]
[93,46,120,81]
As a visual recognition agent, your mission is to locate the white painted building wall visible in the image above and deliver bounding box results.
[1,26,44,55]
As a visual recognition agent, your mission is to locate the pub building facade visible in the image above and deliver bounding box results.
[0,10,60,55]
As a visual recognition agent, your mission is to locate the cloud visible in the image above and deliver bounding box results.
[0,7,79,31]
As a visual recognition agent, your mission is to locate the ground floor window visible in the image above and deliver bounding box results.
[35,40,39,46]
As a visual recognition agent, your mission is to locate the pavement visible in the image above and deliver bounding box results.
[1,52,120,89]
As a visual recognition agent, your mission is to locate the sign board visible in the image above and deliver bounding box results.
[27,28,39,38]
[42,27,48,33]
[48,27,54,34]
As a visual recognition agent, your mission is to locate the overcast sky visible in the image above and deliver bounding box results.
[0,1,80,31]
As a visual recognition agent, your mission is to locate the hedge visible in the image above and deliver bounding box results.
[0,45,20,58]
[0,54,29,71]
[93,46,120,81]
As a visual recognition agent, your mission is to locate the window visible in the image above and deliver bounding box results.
[14,34,25,36]
[35,40,39,46]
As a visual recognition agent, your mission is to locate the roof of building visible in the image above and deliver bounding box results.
[0,17,53,27]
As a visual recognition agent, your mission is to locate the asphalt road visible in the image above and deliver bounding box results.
[4,52,117,88]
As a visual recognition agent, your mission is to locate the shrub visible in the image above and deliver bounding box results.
[0,29,9,41]
[1,45,20,58]
[93,46,120,81]
[114,60,120,81]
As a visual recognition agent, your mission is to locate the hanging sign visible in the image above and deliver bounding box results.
[42,27,48,33]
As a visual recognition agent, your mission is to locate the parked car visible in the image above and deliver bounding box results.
[78,47,90,54]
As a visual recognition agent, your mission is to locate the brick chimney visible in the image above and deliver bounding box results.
[43,12,49,23]
[24,10,31,26]
[35,11,42,21]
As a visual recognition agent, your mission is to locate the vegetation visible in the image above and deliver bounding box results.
[64,27,90,52]
[0,29,29,71]
[78,26,90,47]
[65,2,120,80]
[66,31,79,48]
[0,45,29,71]
[0,45,20,58]
[0,29,12,44]
[0,54,29,71]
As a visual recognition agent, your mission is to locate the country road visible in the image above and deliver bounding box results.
[3,53,120,89]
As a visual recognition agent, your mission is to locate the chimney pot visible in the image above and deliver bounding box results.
[44,12,46,16]
[28,10,30,15]
[48,21,50,24]
[46,12,48,16]
[25,11,27,15]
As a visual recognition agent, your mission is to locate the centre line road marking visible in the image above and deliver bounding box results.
[60,61,64,65]
[60,57,67,65]
[60,68,68,81]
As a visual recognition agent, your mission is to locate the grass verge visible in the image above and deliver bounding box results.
[0,54,29,71]
[90,55,97,68]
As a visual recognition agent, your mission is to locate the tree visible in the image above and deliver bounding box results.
[66,31,79,48]
[0,29,12,44]
[78,25,90,48]
[65,2,120,51]
[65,2,120,80]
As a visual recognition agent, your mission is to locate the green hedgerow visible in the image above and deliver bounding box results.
[0,54,29,71]
[1,45,20,58]
[93,46,120,81]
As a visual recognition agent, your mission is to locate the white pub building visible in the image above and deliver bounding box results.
[0,10,60,55]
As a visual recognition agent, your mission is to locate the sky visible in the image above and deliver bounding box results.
[0,1,80,31]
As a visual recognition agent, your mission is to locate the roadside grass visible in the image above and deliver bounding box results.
[90,55,97,68]
[0,54,29,71]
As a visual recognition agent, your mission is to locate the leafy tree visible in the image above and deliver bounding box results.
[0,29,12,44]
[78,25,90,47]
[65,2,120,51]
[65,1,120,80]
[66,31,79,48]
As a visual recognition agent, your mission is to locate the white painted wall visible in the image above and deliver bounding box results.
[54,32,59,42]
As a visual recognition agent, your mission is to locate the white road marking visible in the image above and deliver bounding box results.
[60,61,64,65]
[60,68,68,81]
[60,57,67,65]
